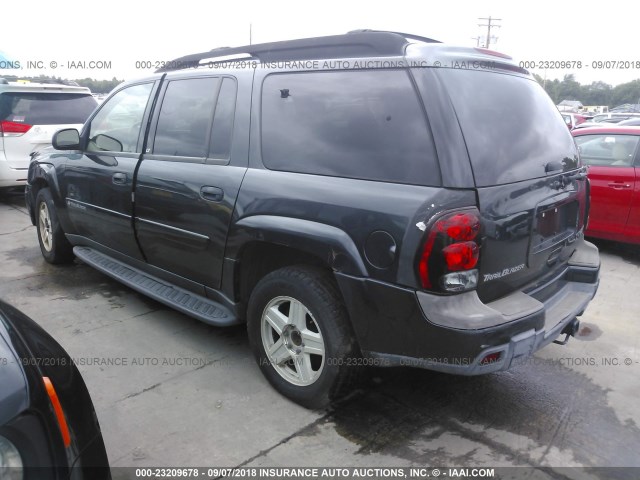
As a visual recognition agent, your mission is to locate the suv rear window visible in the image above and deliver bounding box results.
[434,69,578,187]
[0,92,97,125]
[261,70,440,185]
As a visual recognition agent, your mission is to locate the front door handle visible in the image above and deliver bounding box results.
[607,182,632,189]
[200,186,224,202]
[112,172,127,185]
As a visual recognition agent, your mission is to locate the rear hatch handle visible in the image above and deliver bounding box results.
[545,161,564,174]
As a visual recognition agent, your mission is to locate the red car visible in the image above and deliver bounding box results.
[572,126,640,244]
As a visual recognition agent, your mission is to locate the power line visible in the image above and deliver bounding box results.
[478,16,501,48]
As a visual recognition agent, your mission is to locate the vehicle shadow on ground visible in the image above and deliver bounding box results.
[326,361,640,468]
[0,188,25,203]
[589,238,640,266]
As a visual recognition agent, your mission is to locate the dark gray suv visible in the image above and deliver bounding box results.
[26,31,600,408]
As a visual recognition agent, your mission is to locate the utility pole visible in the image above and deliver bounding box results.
[478,16,501,48]
[249,23,252,45]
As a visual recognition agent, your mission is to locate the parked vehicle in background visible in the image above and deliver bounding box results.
[26,31,600,408]
[582,105,609,115]
[592,112,640,124]
[0,79,97,191]
[561,112,589,130]
[573,122,604,130]
[0,300,110,479]
[572,126,640,244]
[616,118,640,127]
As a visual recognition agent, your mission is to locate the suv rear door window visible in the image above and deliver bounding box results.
[153,78,219,158]
[0,92,97,125]
[261,70,440,185]
[209,78,237,159]
[433,69,578,187]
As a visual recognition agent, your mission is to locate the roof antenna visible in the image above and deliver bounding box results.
[249,23,252,45]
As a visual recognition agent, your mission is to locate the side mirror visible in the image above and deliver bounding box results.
[52,129,81,150]
[92,134,123,152]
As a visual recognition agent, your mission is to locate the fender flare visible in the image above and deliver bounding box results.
[227,215,368,276]
[28,162,67,227]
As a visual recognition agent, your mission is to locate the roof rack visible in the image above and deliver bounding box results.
[346,29,440,44]
[156,30,441,73]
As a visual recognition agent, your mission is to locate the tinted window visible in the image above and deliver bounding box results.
[209,78,237,159]
[574,134,639,166]
[88,83,153,153]
[0,92,97,125]
[435,69,579,186]
[261,70,439,185]
[153,78,218,158]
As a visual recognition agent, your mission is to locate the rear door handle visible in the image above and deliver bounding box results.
[200,186,224,202]
[607,182,632,189]
[112,172,127,185]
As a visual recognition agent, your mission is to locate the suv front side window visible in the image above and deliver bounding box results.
[87,83,153,153]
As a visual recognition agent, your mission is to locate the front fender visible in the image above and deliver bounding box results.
[226,215,368,276]
[27,160,67,228]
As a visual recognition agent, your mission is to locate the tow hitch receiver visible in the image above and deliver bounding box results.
[553,318,581,345]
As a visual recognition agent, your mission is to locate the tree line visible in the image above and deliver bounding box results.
[5,72,640,106]
[534,73,640,107]
[74,77,123,94]
[1,75,123,94]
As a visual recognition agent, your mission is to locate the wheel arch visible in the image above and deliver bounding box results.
[27,163,58,223]
[28,162,70,229]
[226,215,368,311]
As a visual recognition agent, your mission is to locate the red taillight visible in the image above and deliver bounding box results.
[444,213,480,241]
[418,210,481,291]
[0,120,32,136]
[442,241,479,271]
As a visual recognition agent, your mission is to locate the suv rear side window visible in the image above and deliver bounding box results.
[0,92,97,125]
[432,69,578,187]
[261,70,439,185]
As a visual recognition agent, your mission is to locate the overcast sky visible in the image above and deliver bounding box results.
[1,0,637,86]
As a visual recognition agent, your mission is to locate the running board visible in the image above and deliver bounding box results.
[73,246,238,327]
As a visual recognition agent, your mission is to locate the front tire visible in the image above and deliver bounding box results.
[35,188,74,264]
[247,266,360,408]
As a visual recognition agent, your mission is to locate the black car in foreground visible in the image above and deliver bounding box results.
[0,300,110,479]
[26,30,600,408]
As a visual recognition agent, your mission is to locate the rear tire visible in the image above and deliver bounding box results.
[247,266,360,409]
[35,188,74,264]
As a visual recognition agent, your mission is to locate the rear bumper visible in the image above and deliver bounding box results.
[0,155,29,188]
[336,239,600,375]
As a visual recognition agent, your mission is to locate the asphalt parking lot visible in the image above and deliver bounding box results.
[1,190,639,477]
